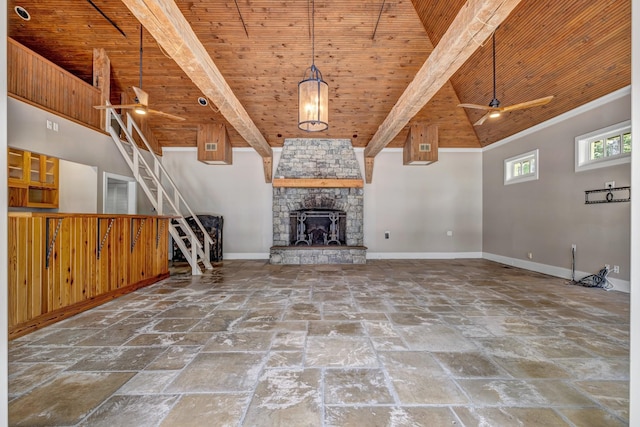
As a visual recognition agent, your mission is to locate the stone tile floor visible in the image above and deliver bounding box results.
[8,259,630,426]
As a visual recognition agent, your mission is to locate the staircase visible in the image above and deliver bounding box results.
[103,106,213,275]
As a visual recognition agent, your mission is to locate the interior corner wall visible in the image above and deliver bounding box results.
[482,91,631,289]
[363,149,483,257]
[7,98,153,214]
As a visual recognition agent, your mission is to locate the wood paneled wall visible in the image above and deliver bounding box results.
[7,38,102,130]
[8,213,170,339]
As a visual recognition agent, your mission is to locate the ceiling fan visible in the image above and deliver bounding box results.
[94,26,185,121]
[459,32,553,126]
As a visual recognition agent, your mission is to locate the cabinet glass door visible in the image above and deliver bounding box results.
[44,157,56,185]
[30,154,41,183]
[8,149,26,182]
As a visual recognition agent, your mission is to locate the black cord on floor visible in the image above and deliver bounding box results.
[567,246,613,290]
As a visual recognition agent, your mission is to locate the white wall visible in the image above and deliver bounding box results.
[364,149,483,257]
[161,147,484,259]
[59,160,98,212]
[629,0,639,422]
[161,148,275,257]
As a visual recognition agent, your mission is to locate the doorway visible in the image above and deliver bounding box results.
[103,172,136,214]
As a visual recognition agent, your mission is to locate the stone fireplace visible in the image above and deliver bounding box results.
[270,138,366,264]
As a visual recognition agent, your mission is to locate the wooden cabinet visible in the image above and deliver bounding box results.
[8,148,59,208]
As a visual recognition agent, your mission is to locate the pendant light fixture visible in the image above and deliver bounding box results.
[298,0,328,132]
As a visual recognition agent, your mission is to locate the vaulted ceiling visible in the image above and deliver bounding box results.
[7,0,631,150]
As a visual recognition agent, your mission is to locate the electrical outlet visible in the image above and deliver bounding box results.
[53,122,59,132]
[527,252,533,259]
[605,181,615,189]
[571,244,576,252]
[605,264,611,271]
[384,231,390,240]
[446,230,453,237]
[46,120,52,130]
[613,265,620,274]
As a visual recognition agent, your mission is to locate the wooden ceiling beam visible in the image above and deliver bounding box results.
[119,0,273,181]
[364,0,523,163]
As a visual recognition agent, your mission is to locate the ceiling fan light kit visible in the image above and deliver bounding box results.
[298,0,328,132]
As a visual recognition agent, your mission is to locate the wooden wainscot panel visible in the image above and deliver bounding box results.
[403,124,438,165]
[8,213,171,339]
[8,38,102,130]
[198,124,233,165]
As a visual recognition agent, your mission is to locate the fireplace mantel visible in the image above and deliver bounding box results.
[272,178,364,188]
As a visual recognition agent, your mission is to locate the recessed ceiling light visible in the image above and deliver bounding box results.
[15,5,31,21]
[197,97,208,106]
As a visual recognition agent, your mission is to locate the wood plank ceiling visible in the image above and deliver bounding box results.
[7,0,631,150]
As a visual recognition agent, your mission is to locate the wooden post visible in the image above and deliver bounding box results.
[263,157,273,184]
[365,157,374,184]
[93,48,111,131]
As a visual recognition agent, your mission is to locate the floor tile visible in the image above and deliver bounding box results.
[166,352,264,392]
[9,372,133,426]
[242,369,322,426]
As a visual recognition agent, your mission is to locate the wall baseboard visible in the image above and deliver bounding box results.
[223,253,270,260]
[367,252,483,260]
[483,252,630,293]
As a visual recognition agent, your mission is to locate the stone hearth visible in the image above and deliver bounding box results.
[270,138,366,264]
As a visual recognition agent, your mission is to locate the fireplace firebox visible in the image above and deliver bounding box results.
[290,209,346,246]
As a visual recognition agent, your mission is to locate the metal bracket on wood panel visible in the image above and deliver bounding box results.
[97,218,114,260]
[585,186,630,204]
[131,218,146,252]
[45,218,63,269]
[156,218,164,249]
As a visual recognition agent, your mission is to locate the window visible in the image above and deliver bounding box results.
[575,120,631,171]
[504,149,539,185]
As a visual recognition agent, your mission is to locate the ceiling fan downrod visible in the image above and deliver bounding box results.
[489,32,500,109]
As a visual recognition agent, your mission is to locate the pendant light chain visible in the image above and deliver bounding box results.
[311,0,315,67]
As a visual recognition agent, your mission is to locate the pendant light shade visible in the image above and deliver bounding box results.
[298,64,328,132]
[298,0,328,132]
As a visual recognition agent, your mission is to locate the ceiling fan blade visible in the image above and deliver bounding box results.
[500,95,554,113]
[473,112,493,126]
[148,109,186,121]
[458,103,494,111]
[94,104,140,110]
[132,86,149,107]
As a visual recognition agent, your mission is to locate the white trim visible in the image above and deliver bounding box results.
[483,252,630,293]
[377,147,482,153]
[504,149,539,185]
[163,146,482,154]
[223,252,269,260]
[484,86,632,152]
[575,120,631,172]
[103,172,137,214]
[367,252,483,260]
